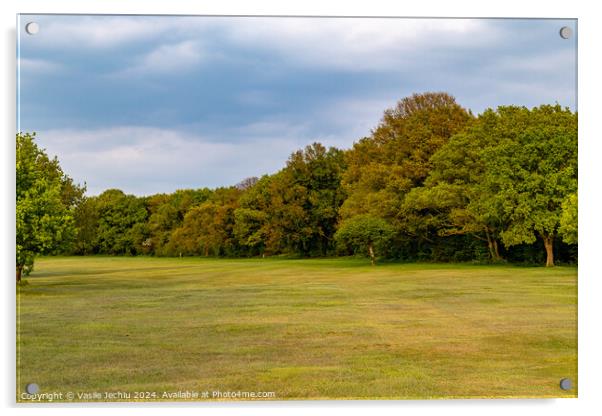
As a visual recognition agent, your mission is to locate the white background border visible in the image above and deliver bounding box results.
[2,1,601,415]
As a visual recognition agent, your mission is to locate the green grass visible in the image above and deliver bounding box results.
[17,256,577,401]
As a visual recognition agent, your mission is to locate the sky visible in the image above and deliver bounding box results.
[17,15,577,196]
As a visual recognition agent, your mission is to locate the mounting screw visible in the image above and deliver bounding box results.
[559,378,572,390]
[559,26,572,40]
[25,383,39,394]
[25,22,39,35]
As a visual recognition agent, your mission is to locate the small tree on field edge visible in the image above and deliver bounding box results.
[335,215,395,265]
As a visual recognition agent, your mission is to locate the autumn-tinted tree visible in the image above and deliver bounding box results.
[16,133,84,281]
[146,189,212,255]
[167,187,241,256]
[233,143,346,257]
[233,170,307,255]
[341,93,471,247]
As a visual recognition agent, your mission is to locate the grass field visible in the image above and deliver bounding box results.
[17,256,577,401]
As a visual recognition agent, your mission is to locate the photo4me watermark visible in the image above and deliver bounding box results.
[20,390,276,402]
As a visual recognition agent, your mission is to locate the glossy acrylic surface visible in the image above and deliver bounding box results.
[17,15,577,402]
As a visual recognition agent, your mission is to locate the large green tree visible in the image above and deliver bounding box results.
[233,175,281,256]
[16,133,84,281]
[478,105,577,266]
[283,143,347,255]
[91,189,148,255]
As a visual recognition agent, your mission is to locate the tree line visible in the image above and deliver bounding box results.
[16,92,578,280]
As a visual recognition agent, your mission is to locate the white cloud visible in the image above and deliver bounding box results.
[18,57,62,73]
[221,17,499,71]
[25,16,499,72]
[35,125,323,196]
[144,41,201,69]
[27,16,176,48]
[490,48,576,73]
[120,40,205,75]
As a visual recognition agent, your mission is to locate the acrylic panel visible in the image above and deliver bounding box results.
[16,15,578,402]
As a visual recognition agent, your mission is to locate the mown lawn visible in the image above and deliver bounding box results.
[17,256,577,401]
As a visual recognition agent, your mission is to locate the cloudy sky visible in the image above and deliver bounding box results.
[17,15,577,196]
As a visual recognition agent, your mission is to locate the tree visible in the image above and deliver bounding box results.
[233,175,284,256]
[559,192,577,245]
[233,143,347,257]
[478,105,577,266]
[233,207,268,256]
[402,111,506,262]
[167,187,241,256]
[72,196,100,255]
[335,215,395,265]
[92,189,148,255]
[145,189,211,255]
[235,176,259,191]
[284,143,347,255]
[340,92,472,258]
[16,133,84,281]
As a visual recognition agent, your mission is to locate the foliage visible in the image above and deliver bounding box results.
[477,105,577,266]
[340,92,472,223]
[401,112,507,261]
[335,215,395,264]
[146,189,212,255]
[16,133,84,280]
[233,143,346,256]
[167,187,241,256]
[559,192,578,245]
[92,190,148,255]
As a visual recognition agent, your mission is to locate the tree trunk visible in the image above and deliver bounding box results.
[485,230,495,260]
[543,235,554,267]
[16,265,22,283]
[484,228,503,262]
[368,243,376,266]
[492,239,501,261]
[485,229,502,261]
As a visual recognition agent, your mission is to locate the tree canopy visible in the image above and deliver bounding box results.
[335,215,395,265]
[16,133,84,281]
[476,105,577,266]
